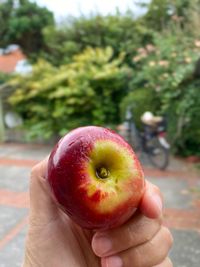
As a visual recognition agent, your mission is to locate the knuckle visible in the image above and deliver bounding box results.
[143,233,152,243]
[154,257,173,267]
[143,218,161,243]
[161,257,173,267]
[128,216,162,245]
[127,216,152,244]
[30,158,48,181]
[167,257,173,267]
[162,227,173,248]
[152,184,163,201]
[157,215,163,225]
[143,228,155,243]
[150,183,161,196]
[168,258,173,267]
[31,163,41,177]
[153,185,160,193]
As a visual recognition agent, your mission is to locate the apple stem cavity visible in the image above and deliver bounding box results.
[96,167,110,180]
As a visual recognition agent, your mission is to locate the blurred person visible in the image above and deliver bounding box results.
[22,158,173,267]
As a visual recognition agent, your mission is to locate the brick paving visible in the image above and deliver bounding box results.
[0,143,200,266]
[0,143,50,267]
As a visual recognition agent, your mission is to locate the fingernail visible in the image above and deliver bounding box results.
[93,236,112,256]
[152,194,163,214]
[104,255,123,267]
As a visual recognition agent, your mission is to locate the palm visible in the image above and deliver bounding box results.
[28,210,100,267]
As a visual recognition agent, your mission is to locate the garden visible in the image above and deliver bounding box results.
[0,0,200,157]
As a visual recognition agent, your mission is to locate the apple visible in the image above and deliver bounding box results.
[47,126,145,230]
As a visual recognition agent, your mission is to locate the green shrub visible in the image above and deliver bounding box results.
[167,81,200,156]
[0,72,9,85]
[8,47,129,140]
[129,32,200,156]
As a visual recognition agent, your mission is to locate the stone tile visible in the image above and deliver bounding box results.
[0,146,24,158]
[0,166,30,192]
[0,226,27,267]
[0,144,51,161]
[170,229,200,267]
[148,177,193,209]
[7,145,51,161]
[0,206,28,240]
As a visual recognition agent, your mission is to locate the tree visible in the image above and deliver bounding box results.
[143,0,192,31]
[0,0,54,58]
[42,13,153,66]
[0,0,13,46]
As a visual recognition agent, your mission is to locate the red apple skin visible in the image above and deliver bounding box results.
[47,126,145,230]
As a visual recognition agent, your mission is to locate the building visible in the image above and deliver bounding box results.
[0,45,32,74]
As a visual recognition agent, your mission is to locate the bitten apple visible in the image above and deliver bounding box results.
[47,126,145,230]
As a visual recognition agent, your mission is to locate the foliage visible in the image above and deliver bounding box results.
[143,0,196,31]
[42,13,153,66]
[0,72,10,85]
[3,1,200,156]
[0,0,54,57]
[0,0,13,45]
[8,47,129,139]
[129,32,200,155]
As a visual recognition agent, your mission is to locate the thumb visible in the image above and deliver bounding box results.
[139,180,163,219]
[29,157,58,224]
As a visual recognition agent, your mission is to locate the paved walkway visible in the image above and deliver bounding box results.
[0,143,200,267]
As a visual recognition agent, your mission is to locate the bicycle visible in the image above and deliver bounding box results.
[122,109,170,170]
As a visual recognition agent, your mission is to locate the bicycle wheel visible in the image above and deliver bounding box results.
[146,137,169,170]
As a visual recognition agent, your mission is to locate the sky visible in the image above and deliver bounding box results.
[33,0,148,20]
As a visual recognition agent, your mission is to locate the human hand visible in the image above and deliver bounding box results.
[23,158,173,267]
